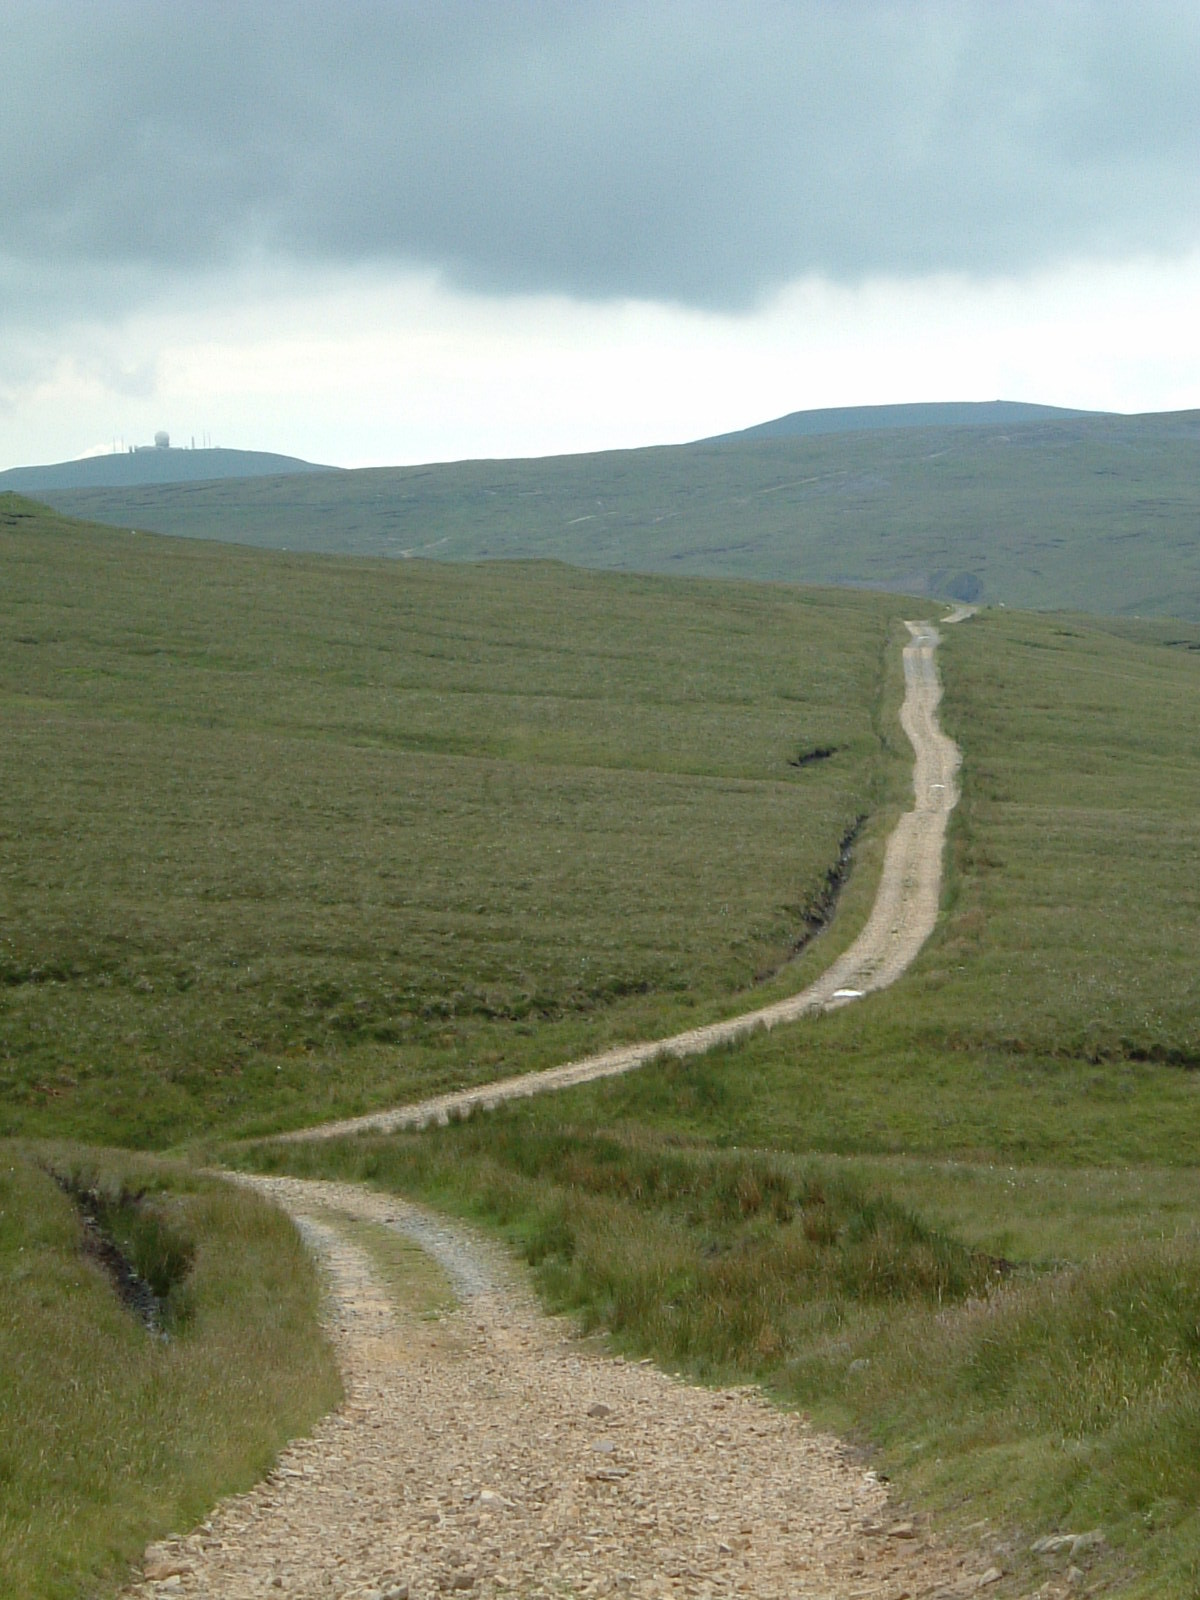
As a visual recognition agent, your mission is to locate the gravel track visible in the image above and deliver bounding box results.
[279,618,962,1144]
[119,617,986,1599]
[126,1176,992,1600]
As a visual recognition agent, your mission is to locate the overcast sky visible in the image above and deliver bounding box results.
[3,0,1199,469]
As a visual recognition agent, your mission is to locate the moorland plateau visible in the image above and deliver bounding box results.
[2,449,1200,1600]
[37,405,1200,621]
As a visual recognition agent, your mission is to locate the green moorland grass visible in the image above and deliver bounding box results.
[46,408,1200,619]
[313,1209,457,1321]
[245,605,1200,1596]
[0,1143,339,1600]
[0,497,917,1596]
[1,494,913,1146]
[13,489,1200,1591]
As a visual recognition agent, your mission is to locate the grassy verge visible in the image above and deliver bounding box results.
[0,1145,339,1599]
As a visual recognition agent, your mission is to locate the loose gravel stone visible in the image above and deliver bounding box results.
[122,1175,992,1600]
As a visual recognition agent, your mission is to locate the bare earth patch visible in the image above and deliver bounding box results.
[126,1176,993,1600]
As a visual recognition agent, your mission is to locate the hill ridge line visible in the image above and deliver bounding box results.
[277,613,966,1143]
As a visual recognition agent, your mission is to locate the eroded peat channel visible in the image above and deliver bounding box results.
[50,1170,182,1338]
[280,617,963,1143]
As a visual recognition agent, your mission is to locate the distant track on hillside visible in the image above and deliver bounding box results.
[278,614,966,1144]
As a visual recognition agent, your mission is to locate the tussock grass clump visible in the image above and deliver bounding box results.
[847,1240,1200,1597]
[0,1145,339,1600]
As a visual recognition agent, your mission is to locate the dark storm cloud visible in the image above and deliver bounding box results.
[3,0,1199,317]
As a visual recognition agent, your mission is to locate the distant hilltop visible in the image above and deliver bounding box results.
[700,399,1110,444]
[0,443,339,494]
[34,398,1200,623]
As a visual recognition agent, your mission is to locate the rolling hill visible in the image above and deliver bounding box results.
[36,405,1200,619]
[700,397,1106,442]
[0,493,908,1147]
[8,495,1200,1595]
[0,444,336,495]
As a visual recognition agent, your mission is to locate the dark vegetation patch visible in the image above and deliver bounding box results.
[48,1167,194,1336]
[928,569,983,603]
[788,743,838,767]
[1122,1041,1200,1071]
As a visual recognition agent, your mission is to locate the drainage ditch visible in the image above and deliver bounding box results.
[49,1171,188,1338]
[789,743,839,768]
[757,814,866,982]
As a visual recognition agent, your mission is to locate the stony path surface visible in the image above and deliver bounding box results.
[279,618,962,1144]
[127,1177,995,1600]
[121,617,992,1598]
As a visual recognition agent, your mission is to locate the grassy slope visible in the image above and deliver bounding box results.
[0,1145,339,1600]
[250,605,1200,1596]
[0,495,910,1146]
[0,447,335,495]
[12,491,1200,1592]
[42,409,1200,620]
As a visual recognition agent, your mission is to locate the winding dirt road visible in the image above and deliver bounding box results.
[281,618,962,1144]
[121,617,982,1599]
[126,1176,992,1600]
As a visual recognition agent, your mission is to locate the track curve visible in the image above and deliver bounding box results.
[278,617,962,1143]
